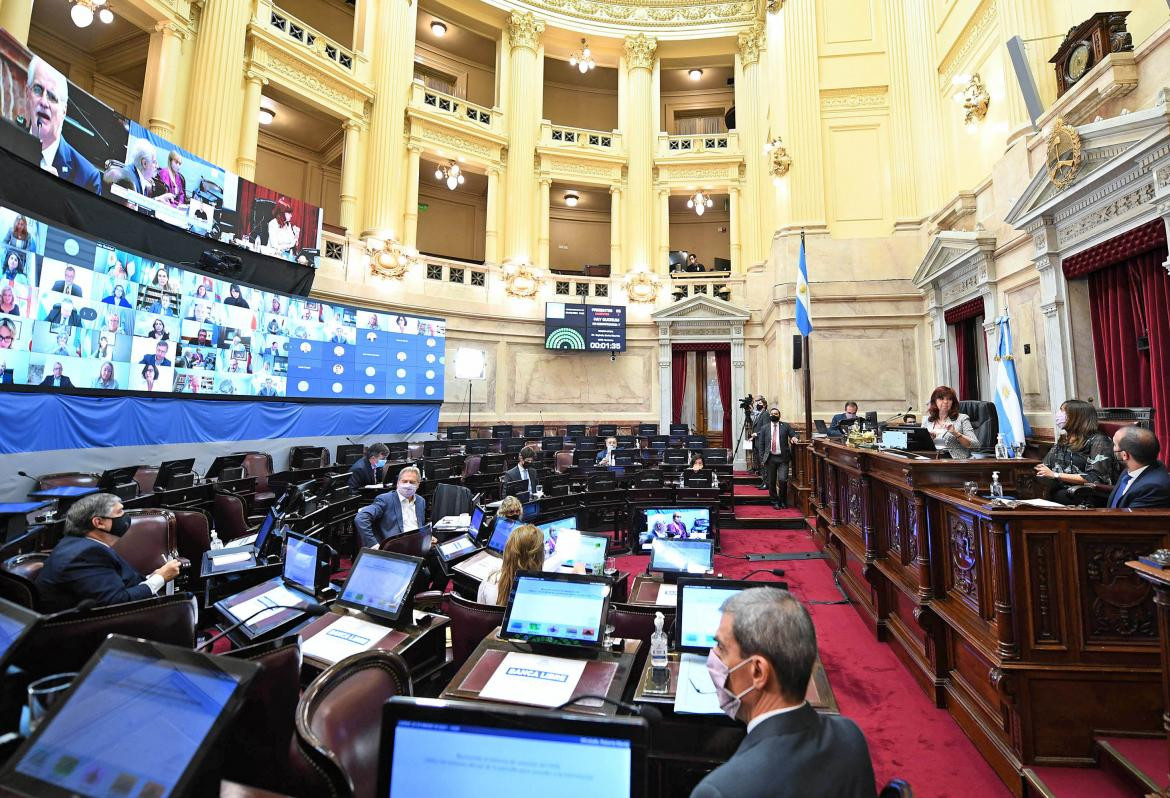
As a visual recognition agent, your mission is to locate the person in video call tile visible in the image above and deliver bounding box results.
[3,215,35,254]
[0,286,19,316]
[147,318,169,341]
[45,299,80,326]
[25,56,101,194]
[102,283,132,308]
[51,265,83,297]
[223,283,249,309]
[39,361,73,388]
[140,363,159,391]
[666,511,687,538]
[52,332,74,357]
[139,340,171,367]
[92,335,110,358]
[0,360,12,384]
[257,377,278,397]
[126,138,174,205]
[91,360,118,390]
[2,249,28,284]
[0,320,15,348]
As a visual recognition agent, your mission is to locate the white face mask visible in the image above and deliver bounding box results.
[397,483,417,500]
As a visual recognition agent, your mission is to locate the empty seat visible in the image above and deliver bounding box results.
[242,452,276,509]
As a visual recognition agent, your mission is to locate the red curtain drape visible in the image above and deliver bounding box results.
[1088,249,1170,450]
[952,316,982,401]
[671,349,688,425]
[235,179,320,251]
[953,319,969,399]
[715,349,732,449]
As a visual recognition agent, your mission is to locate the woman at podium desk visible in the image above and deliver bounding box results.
[1034,399,1117,505]
[923,385,976,459]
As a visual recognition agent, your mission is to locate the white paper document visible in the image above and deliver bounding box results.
[228,584,310,629]
[210,551,252,567]
[674,652,723,715]
[1018,498,1069,509]
[454,550,499,581]
[655,584,678,606]
[302,615,390,664]
[478,651,587,708]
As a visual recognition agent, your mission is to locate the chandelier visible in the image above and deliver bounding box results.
[434,160,464,191]
[686,190,714,216]
[569,38,595,74]
[70,0,114,27]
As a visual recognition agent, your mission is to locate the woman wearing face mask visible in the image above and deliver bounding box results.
[1034,399,1117,505]
[34,493,183,612]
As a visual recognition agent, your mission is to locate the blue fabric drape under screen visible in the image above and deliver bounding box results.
[0,394,439,453]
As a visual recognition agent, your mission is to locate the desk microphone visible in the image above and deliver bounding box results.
[346,436,362,447]
[883,405,913,425]
[557,694,663,725]
[16,471,34,481]
[195,601,328,652]
[41,598,98,621]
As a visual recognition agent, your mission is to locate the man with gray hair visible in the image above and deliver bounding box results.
[354,465,426,548]
[692,587,876,798]
[36,493,181,613]
[24,55,101,194]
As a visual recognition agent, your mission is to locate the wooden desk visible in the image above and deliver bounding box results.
[440,628,641,716]
[212,577,332,646]
[298,609,449,685]
[1127,559,1170,782]
[628,574,674,607]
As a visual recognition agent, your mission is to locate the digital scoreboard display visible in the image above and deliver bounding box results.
[544,302,626,352]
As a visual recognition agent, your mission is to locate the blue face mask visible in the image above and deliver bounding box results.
[374,458,387,469]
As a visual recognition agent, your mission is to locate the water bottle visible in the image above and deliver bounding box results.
[209,530,224,550]
[994,433,1010,460]
[990,471,1004,499]
[650,611,668,668]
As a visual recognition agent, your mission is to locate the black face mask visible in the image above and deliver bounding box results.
[103,514,131,537]
[770,414,781,422]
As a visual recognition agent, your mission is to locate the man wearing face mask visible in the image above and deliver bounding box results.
[749,396,768,489]
[348,442,390,491]
[37,493,182,613]
[354,466,427,548]
[693,588,876,798]
[757,407,798,510]
[595,436,620,467]
[504,446,542,496]
[1107,427,1170,509]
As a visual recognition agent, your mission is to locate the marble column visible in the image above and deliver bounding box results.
[403,145,422,251]
[339,120,363,234]
[140,22,185,140]
[781,0,826,229]
[885,7,919,228]
[234,68,267,181]
[623,33,657,272]
[184,0,251,165]
[729,185,742,273]
[735,23,767,262]
[0,0,34,46]
[999,2,1056,137]
[658,326,672,429]
[903,0,947,213]
[361,0,418,240]
[484,167,500,264]
[1031,220,1075,410]
[609,186,622,270]
[537,177,551,269]
[656,188,670,272]
[502,11,545,264]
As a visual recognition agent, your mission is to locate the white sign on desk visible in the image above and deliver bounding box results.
[302,615,390,664]
[655,584,678,606]
[478,651,586,708]
[228,584,309,629]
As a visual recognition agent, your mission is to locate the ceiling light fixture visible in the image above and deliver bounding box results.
[564,192,579,207]
[430,20,447,36]
[69,0,114,28]
[257,97,276,125]
[686,190,714,216]
[569,38,595,74]
[688,68,703,81]
[435,160,464,190]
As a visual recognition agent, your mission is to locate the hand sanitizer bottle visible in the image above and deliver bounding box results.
[990,471,1004,499]
[650,611,668,668]
[209,530,224,550]
[994,433,1010,459]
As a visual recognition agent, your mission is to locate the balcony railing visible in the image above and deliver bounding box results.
[265,2,355,72]
[658,132,740,157]
[542,122,620,152]
[410,81,496,129]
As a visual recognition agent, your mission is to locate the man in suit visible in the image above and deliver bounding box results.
[38,361,73,389]
[126,137,170,206]
[25,57,101,195]
[691,588,877,798]
[36,493,182,613]
[750,397,768,489]
[1108,427,1170,509]
[596,436,619,466]
[504,445,542,495]
[830,401,861,434]
[45,299,81,327]
[50,266,83,298]
[138,340,172,367]
[354,466,426,548]
[348,442,389,491]
[758,407,798,510]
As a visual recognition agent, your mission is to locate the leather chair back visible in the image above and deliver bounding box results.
[958,400,999,450]
[0,553,48,609]
[242,452,273,491]
[12,593,198,678]
[35,472,100,491]
[461,455,482,478]
[220,635,303,794]
[172,509,212,565]
[293,650,412,798]
[212,492,250,540]
[555,451,574,473]
[132,466,158,495]
[1099,420,1138,439]
[113,510,178,578]
[444,593,504,671]
[430,482,472,523]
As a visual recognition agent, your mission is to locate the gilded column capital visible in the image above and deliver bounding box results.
[610,185,622,195]
[153,21,188,40]
[507,11,545,52]
[623,34,657,71]
[737,23,765,67]
[342,118,364,134]
[244,67,268,87]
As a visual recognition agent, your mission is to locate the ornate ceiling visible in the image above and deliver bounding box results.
[480,0,770,40]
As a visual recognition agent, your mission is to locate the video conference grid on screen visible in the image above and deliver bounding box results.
[544,302,626,352]
[0,203,446,400]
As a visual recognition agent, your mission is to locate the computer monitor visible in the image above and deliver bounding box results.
[675,578,786,653]
[282,531,330,596]
[378,697,649,797]
[500,572,612,648]
[551,530,608,573]
[865,411,879,428]
[205,454,247,481]
[251,509,279,558]
[468,505,486,537]
[154,458,196,491]
[0,636,257,798]
[436,533,480,564]
[486,516,521,553]
[447,426,471,441]
[335,444,365,466]
[336,549,423,623]
[649,538,715,579]
[521,500,541,521]
[97,466,139,491]
[638,506,711,551]
[0,598,39,672]
[668,250,687,271]
[289,446,324,469]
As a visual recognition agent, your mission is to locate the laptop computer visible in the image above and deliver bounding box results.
[0,598,39,672]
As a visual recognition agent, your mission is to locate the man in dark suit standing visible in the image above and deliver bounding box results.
[758,407,798,510]
[348,442,388,491]
[504,445,542,495]
[36,493,182,613]
[25,56,101,195]
[1108,427,1170,509]
[749,397,768,489]
[354,466,426,548]
[691,588,877,798]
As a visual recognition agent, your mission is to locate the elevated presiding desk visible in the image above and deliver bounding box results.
[810,439,1170,791]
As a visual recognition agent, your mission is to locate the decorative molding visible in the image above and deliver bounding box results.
[624,33,657,70]
[820,87,889,113]
[507,11,545,51]
[1057,183,1155,246]
[938,0,998,89]
[256,45,369,118]
[624,270,660,303]
[736,23,765,67]
[519,0,755,32]
[415,126,495,160]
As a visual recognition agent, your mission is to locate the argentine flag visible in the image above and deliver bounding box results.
[796,234,812,337]
[992,316,1031,449]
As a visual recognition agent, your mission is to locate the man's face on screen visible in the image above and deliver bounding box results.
[26,61,66,149]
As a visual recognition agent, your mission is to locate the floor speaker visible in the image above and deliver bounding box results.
[792,334,802,370]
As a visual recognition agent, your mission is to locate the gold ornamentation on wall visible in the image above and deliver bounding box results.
[624,269,660,303]
[368,240,416,279]
[736,22,765,66]
[623,33,657,70]
[503,261,543,298]
[765,137,791,179]
[766,0,784,12]
[953,73,990,128]
[507,11,545,51]
[526,0,754,31]
[1046,118,1083,191]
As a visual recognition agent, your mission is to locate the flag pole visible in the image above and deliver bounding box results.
[801,230,812,441]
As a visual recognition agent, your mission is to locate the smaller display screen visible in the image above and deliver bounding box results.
[339,551,419,619]
[638,507,711,551]
[678,584,744,650]
[502,574,609,645]
[649,538,714,574]
[544,302,626,352]
[283,534,318,592]
[487,517,521,553]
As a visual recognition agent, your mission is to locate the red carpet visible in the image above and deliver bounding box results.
[732,504,804,519]
[616,500,1012,798]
